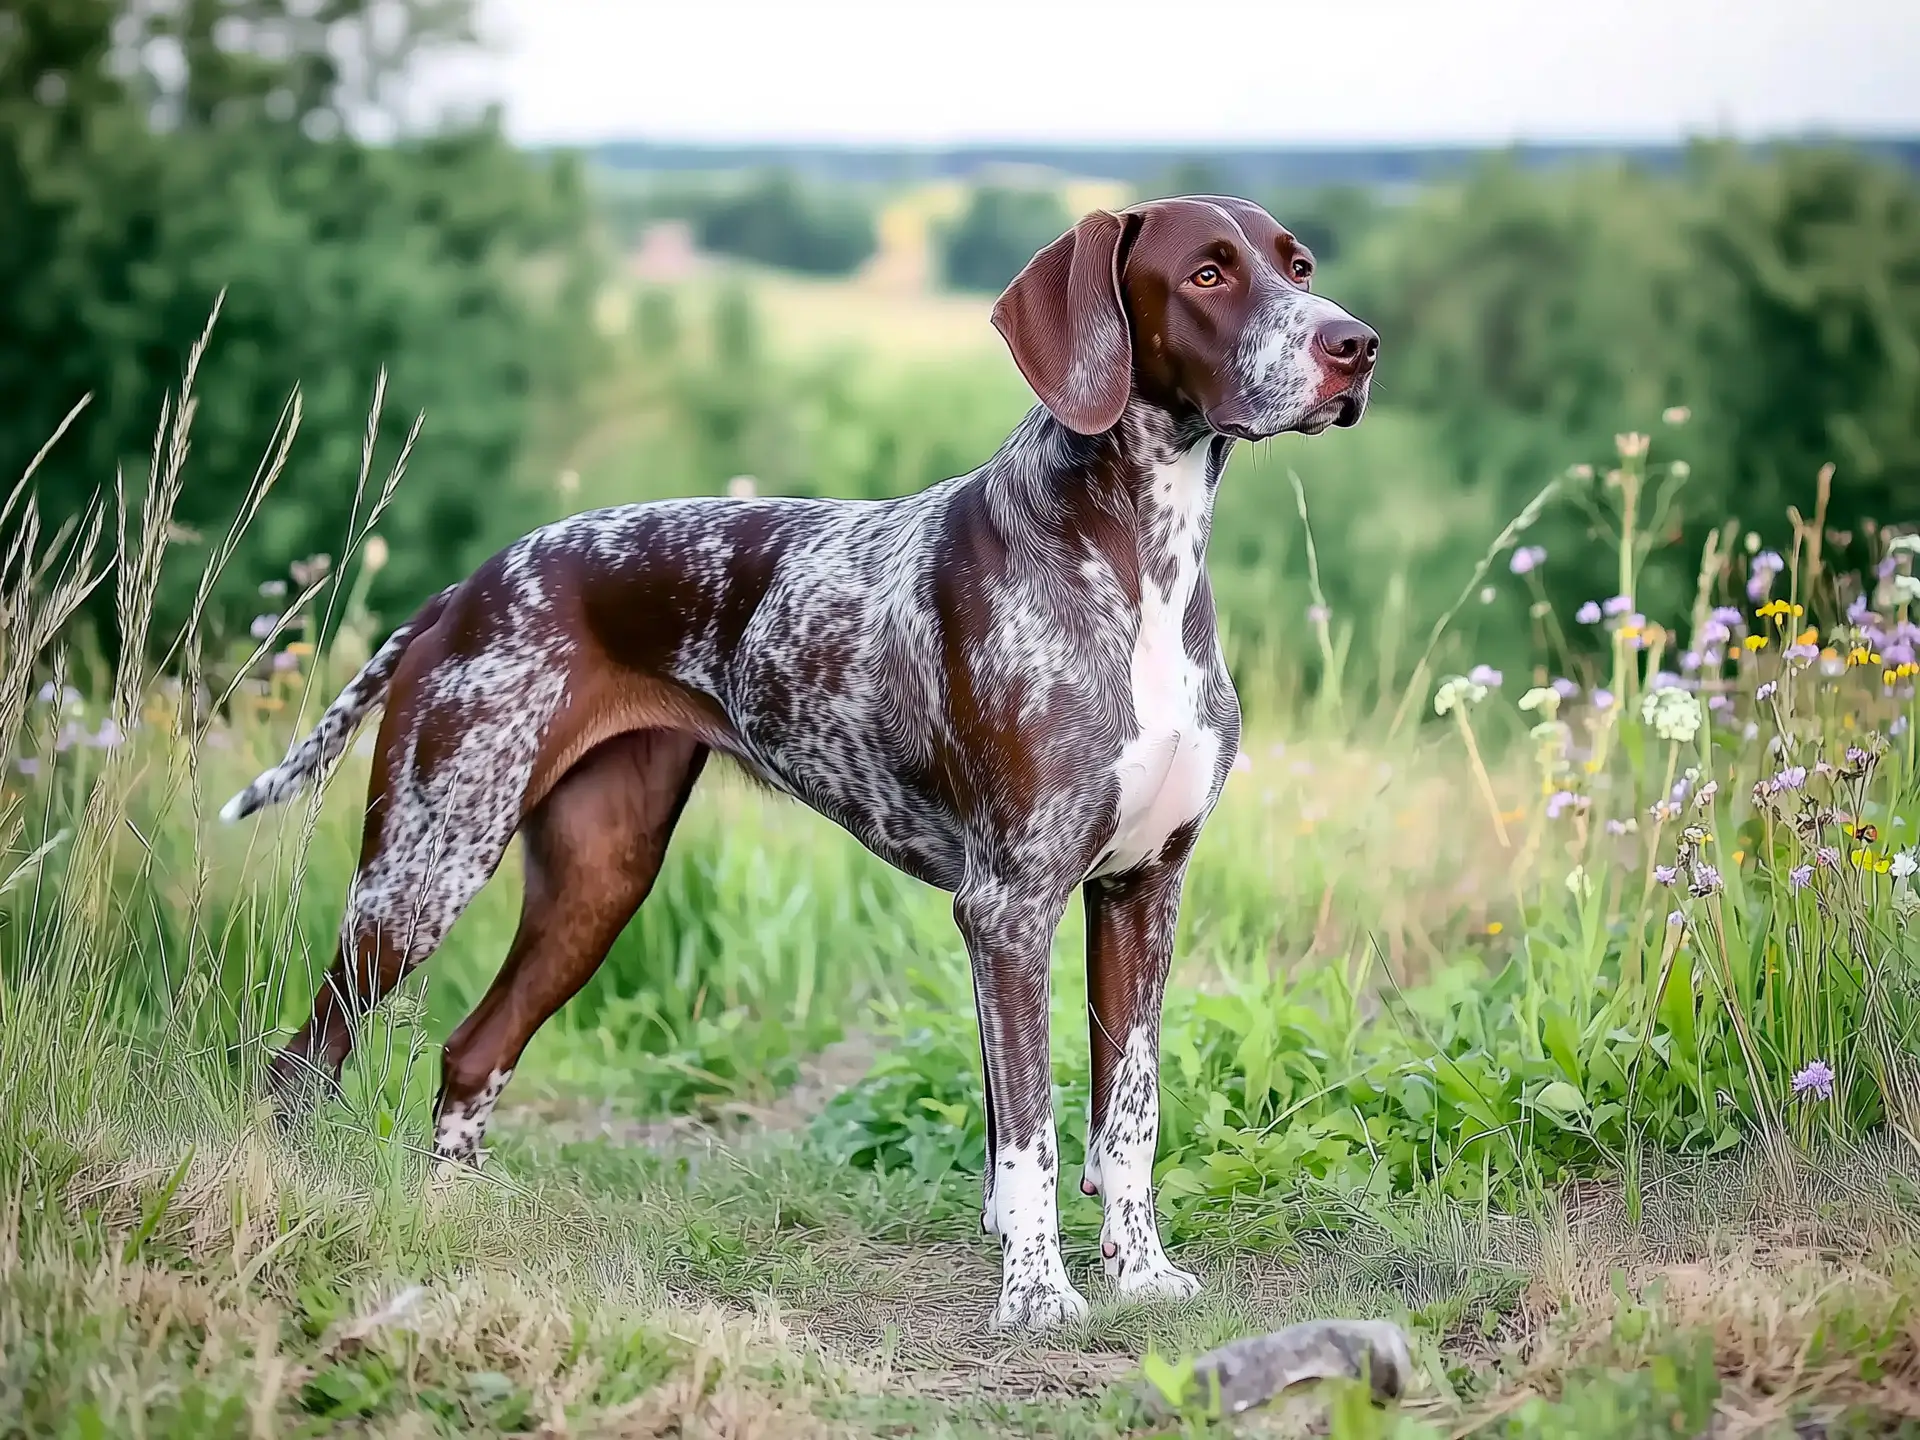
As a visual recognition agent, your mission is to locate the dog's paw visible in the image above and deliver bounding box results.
[1111,1257,1202,1303]
[991,1274,1090,1332]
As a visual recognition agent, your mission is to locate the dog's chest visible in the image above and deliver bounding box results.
[1091,449,1223,878]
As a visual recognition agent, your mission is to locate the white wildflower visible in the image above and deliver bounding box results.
[1435,675,1489,717]
[1641,687,1703,744]
[1518,686,1561,718]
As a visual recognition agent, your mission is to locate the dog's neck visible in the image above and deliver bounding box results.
[986,400,1230,603]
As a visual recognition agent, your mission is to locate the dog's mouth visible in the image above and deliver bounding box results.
[1216,391,1366,442]
[1290,392,1365,436]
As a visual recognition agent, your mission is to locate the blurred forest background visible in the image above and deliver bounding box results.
[6,0,1920,692]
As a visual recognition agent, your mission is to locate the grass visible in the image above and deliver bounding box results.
[6,327,1920,1435]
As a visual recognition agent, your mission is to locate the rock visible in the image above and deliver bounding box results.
[1150,1318,1414,1417]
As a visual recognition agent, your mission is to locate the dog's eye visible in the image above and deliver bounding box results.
[1291,257,1313,283]
[1189,265,1223,289]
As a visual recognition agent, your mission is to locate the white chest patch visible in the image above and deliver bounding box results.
[1093,446,1221,879]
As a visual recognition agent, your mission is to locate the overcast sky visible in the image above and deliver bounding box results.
[449,0,1920,147]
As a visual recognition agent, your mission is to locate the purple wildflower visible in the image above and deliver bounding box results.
[1592,688,1615,711]
[1789,864,1813,892]
[1651,670,1683,691]
[1756,682,1777,701]
[249,614,278,642]
[1546,790,1577,820]
[1469,664,1503,688]
[1816,846,1841,870]
[272,651,301,672]
[1576,601,1603,625]
[1681,651,1702,673]
[1603,595,1634,618]
[1653,864,1679,886]
[1701,620,1732,647]
[1791,1060,1835,1102]
[1688,864,1723,897]
[1711,605,1745,629]
[1770,765,1807,793]
[1551,677,1579,699]
[1307,603,1331,624]
[1510,545,1547,575]
[86,719,124,750]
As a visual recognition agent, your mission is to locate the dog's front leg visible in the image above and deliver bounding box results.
[1081,857,1201,1301]
[955,876,1087,1332]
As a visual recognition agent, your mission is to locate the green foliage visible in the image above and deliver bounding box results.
[0,0,600,644]
[693,169,879,276]
[937,184,1073,293]
[1343,145,1920,644]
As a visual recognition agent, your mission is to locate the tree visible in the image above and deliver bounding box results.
[937,185,1072,294]
[692,170,877,277]
[0,0,599,644]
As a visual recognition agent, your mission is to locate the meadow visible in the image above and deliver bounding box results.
[6,290,1920,1440]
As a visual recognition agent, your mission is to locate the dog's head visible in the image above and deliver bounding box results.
[992,195,1377,441]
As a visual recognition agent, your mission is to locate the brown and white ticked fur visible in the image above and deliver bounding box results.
[225,195,1378,1331]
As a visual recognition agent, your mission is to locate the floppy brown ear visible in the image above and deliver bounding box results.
[991,210,1134,435]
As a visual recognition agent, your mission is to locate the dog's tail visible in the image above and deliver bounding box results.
[219,586,454,823]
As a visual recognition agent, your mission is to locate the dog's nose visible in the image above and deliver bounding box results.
[1315,317,1379,375]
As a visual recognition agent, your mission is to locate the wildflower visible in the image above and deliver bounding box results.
[1769,765,1807,793]
[1680,650,1701,673]
[1468,664,1503,688]
[259,578,288,599]
[1693,780,1718,810]
[1743,635,1768,651]
[1486,921,1504,935]
[1816,845,1841,870]
[1791,1060,1835,1102]
[1667,909,1686,929]
[250,614,278,642]
[1789,864,1813,892]
[1592,688,1615,711]
[1509,545,1547,575]
[1307,603,1330,624]
[1568,463,1595,481]
[272,650,301,673]
[1566,866,1594,899]
[1434,675,1489,716]
[1700,621,1731,647]
[1551,677,1579,700]
[1688,864,1723,897]
[1519,686,1561,716]
[1615,432,1650,459]
[1546,790,1578,820]
[1663,405,1691,425]
[1479,585,1497,605]
[363,535,390,572]
[1744,722,1760,740]
[1756,681,1777,701]
[15,758,39,777]
[1605,818,1630,836]
[1576,601,1603,625]
[1642,687,1702,744]
[1603,594,1634,618]
[1748,550,1784,601]
[1653,864,1678,886]
[1895,715,1910,737]
[1670,460,1690,479]
[86,719,124,750]
[1893,849,1918,880]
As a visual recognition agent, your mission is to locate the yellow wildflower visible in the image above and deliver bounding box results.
[1744,635,1768,651]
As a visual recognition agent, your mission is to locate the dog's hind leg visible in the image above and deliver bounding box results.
[429,729,708,1167]
[266,622,571,1115]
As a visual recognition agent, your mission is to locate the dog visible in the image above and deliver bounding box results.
[224,195,1376,1331]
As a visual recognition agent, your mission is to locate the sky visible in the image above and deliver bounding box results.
[443,0,1920,148]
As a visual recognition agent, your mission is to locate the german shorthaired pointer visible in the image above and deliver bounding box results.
[226,195,1377,1331]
